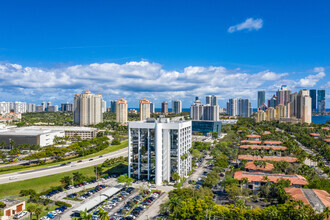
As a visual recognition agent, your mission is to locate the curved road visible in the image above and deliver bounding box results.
[0,147,128,184]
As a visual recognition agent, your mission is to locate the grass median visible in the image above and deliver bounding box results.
[0,161,128,198]
[0,140,128,175]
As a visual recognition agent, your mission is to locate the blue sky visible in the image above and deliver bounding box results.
[0,0,329,108]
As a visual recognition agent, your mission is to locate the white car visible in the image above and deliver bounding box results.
[40,217,50,220]
[50,211,57,216]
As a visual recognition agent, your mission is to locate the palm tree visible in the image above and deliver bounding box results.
[98,209,109,220]
[171,172,180,183]
[0,141,5,149]
[35,206,43,220]
[27,204,36,220]
[60,176,72,186]
[9,139,15,149]
[80,209,92,220]
[241,177,249,189]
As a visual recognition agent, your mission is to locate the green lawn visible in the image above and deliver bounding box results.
[0,161,127,198]
[0,140,128,175]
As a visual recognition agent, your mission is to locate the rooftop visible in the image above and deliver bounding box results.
[262,131,272,135]
[30,126,98,131]
[245,162,274,172]
[0,199,24,208]
[285,188,330,212]
[234,171,308,185]
[238,155,297,163]
[0,127,63,136]
[240,145,287,151]
[310,133,321,137]
[246,134,261,138]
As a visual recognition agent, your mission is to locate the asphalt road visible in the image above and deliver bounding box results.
[0,147,128,184]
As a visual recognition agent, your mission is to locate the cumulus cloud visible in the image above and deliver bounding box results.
[0,61,324,107]
[298,70,326,87]
[228,18,263,33]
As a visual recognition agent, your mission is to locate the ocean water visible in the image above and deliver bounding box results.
[312,116,330,124]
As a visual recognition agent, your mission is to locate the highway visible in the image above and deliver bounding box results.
[0,147,128,184]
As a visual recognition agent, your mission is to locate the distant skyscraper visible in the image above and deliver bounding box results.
[139,97,151,120]
[309,89,317,113]
[161,102,168,114]
[318,90,326,113]
[195,96,199,101]
[227,98,251,117]
[27,103,36,113]
[110,100,117,113]
[300,90,312,124]
[276,85,291,106]
[47,102,52,111]
[14,102,27,113]
[74,90,103,126]
[42,102,46,111]
[36,105,43,112]
[116,97,128,123]
[102,100,107,113]
[238,99,252,118]
[268,95,277,108]
[227,98,238,116]
[191,99,219,121]
[61,103,73,111]
[150,102,155,113]
[257,91,266,107]
[0,102,10,114]
[47,105,58,112]
[206,95,211,105]
[172,100,182,114]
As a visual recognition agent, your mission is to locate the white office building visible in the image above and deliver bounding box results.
[128,118,192,185]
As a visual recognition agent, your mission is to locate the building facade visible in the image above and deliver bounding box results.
[161,102,168,114]
[257,91,265,108]
[309,89,317,113]
[74,90,103,126]
[61,103,73,112]
[192,120,221,136]
[139,98,151,121]
[110,100,117,113]
[128,118,192,185]
[172,100,182,114]
[318,89,326,113]
[116,97,128,123]
[150,102,155,114]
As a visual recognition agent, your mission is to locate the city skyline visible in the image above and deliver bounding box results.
[0,1,329,108]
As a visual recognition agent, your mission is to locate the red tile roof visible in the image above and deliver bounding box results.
[321,127,330,130]
[234,171,308,185]
[285,188,310,205]
[262,131,271,135]
[324,139,330,143]
[240,145,287,151]
[309,133,321,137]
[245,162,274,172]
[241,140,262,144]
[238,155,297,163]
[285,188,330,208]
[246,134,261,138]
[264,141,282,145]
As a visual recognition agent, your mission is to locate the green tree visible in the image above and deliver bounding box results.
[60,176,72,186]
[117,174,134,186]
[79,209,92,220]
[27,204,36,220]
[171,172,180,183]
[35,206,43,220]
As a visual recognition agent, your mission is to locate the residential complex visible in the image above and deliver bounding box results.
[318,89,326,113]
[227,98,252,117]
[257,91,265,108]
[61,103,73,112]
[161,102,168,114]
[139,97,151,121]
[116,97,128,124]
[190,99,219,121]
[128,118,192,185]
[172,100,182,114]
[256,87,312,124]
[73,90,103,126]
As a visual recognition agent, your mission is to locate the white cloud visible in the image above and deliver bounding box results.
[0,61,292,106]
[228,18,263,33]
[313,67,325,72]
[298,70,326,87]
